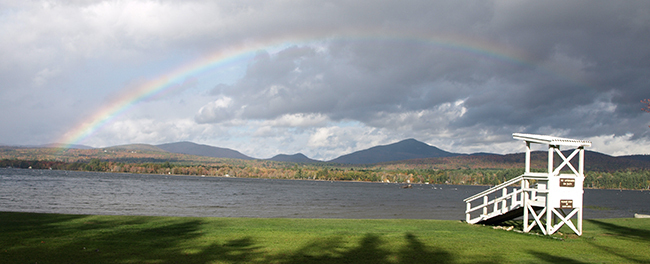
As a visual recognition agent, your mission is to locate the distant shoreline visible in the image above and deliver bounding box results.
[2,166,649,191]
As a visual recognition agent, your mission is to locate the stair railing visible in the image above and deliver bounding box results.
[464,173,548,224]
[464,176,523,224]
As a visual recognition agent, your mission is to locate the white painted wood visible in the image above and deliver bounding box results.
[502,188,508,213]
[483,196,488,216]
[548,146,554,175]
[525,141,531,173]
[579,147,585,176]
[463,133,591,236]
[512,133,592,148]
[553,148,581,176]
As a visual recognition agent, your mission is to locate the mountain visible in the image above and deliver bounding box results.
[0,143,94,149]
[105,144,166,152]
[156,141,253,160]
[328,138,459,164]
[619,154,650,162]
[390,150,650,172]
[582,151,650,171]
[39,143,94,149]
[267,153,321,163]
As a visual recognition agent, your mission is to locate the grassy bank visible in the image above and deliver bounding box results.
[1,212,649,263]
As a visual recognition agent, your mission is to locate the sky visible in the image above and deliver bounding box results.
[1,0,649,160]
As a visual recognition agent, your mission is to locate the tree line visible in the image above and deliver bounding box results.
[3,158,648,190]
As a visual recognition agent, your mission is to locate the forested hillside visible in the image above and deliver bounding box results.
[1,146,648,190]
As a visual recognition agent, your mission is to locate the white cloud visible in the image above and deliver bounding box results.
[85,118,197,147]
[306,124,391,160]
[263,113,329,127]
[588,134,650,156]
[195,96,235,123]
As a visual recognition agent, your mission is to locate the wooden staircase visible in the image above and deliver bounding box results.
[464,174,546,225]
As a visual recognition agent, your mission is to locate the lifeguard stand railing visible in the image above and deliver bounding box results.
[464,133,591,236]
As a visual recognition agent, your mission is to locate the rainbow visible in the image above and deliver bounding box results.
[56,30,579,149]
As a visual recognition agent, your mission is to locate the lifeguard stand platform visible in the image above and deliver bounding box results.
[463,133,591,235]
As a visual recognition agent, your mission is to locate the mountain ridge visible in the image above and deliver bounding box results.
[0,143,94,149]
[99,138,460,164]
[156,141,253,160]
[106,144,166,152]
[386,150,650,172]
[267,153,321,163]
[22,139,650,167]
[327,138,460,164]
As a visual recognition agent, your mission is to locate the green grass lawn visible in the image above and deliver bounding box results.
[0,212,648,263]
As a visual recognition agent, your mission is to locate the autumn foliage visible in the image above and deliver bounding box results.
[2,145,650,189]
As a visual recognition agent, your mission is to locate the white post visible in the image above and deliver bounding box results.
[578,207,583,236]
[545,144,553,235]
[579,146,585,176]
[530,185,536,201]
[521,179,526,205]
[466,202,471,223]
[521,178,526,204]
[523,187,529,232]
[546,206,553,235]
[548,145,554,176]
[525,141,531,174]
[578,146,585,236]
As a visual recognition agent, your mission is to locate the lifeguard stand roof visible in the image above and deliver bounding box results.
[513,133,592,148]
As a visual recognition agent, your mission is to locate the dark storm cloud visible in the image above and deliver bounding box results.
[196,0,650,144]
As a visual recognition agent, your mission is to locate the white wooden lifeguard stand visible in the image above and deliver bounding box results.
[463,133,591,236]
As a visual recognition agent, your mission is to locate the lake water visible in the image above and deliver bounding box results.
[1,168,648,220]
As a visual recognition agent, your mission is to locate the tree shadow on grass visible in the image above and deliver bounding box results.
[581,219,650,264]
[581,241,650,264]
[268,233,389,264]
[1,212,505,264]
[0,211,87,233]
[183,236,264,263]
[398,233,452,264]
[0,212,82,262]
[2,212,239,263]
[266,232,501,264]
[586,219,650,242]
[527,250,589,264]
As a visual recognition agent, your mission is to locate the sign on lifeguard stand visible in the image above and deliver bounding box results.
[512,133,591,236]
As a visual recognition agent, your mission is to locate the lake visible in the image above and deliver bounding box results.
[1,168,648,219]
